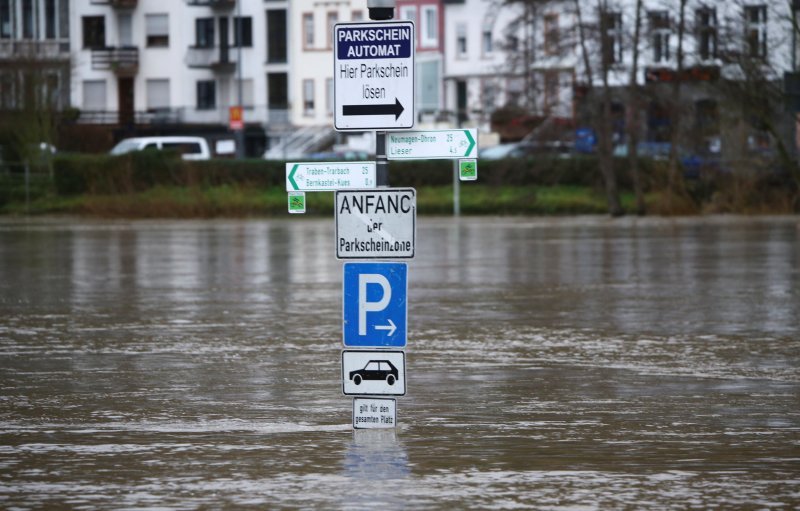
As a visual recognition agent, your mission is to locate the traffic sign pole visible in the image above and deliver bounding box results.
[376,131,389,187]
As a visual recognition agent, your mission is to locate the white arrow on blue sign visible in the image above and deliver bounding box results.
[343,262,407,347]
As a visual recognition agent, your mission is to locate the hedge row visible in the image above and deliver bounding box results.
[52,152,662,196]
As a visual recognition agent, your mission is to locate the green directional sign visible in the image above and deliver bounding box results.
[386,129,477,160]
[285,162,377,192]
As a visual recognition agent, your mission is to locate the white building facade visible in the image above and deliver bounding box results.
[442,0,799,150]
[3,0,798,156]
[67,0,290,154]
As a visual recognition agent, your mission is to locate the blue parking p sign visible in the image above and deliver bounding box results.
[343,262,407,347]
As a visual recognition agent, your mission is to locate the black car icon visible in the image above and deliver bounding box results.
[349,360,399,385]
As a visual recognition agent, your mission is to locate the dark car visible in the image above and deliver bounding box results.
[349,360,399,385]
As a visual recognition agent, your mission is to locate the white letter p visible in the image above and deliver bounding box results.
[358,274,391,336]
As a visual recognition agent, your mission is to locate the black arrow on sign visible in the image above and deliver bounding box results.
[343,98,405,120]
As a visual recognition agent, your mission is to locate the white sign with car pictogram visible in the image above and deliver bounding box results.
[342,350,406,396]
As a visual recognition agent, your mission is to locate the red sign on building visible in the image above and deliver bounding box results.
[229,106,244,131]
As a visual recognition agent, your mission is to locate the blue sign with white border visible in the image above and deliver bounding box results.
[343,262,407,347]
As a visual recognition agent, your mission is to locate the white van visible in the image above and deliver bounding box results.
[110,136,211,160]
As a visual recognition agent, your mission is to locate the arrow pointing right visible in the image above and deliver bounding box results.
[343,98,405,120]
[374,319,397,336]
[463,130,476,157]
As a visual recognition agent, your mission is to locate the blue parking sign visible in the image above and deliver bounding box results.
[343,262,407,347]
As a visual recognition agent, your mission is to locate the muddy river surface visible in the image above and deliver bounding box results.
[1,216,798,509]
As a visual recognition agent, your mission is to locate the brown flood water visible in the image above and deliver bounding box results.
[0,215,798,509]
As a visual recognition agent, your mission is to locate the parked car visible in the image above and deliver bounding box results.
[110,136,211,160]
[481,141,573,160]
[612,142,672,160]
[480,143,525,160]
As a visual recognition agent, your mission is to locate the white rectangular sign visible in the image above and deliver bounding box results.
[335,188,416,259]
[286,162,376,192]
[386,129,478,160]
[342,350,406,396]
[353,398,397,429]
[334,21,415,131]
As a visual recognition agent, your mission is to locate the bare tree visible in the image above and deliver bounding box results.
[665,0,689,212]
[626,0,646,215]
[0,54,68,169]
[574,0,623,216]
[713,1,798,188]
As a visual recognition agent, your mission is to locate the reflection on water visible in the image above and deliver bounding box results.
[0,216,798,508]
[341,430,410,508]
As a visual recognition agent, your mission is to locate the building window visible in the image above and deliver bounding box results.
[267,10,287,63]
[399,5,415,24]
[197,80,216,110]
[482,30,493,55]
[44,0,57,39]
[82,80,106,110]
[303,13,314,49]
[421,5,437,48]
[22,0,34,38]
[352,10,363,22]
[481,80,497,113]
[744,5,767,60]
[418,59,440,111]
[649,11,670,63]
[326,78,334,115]
[506,77,524,107]
[544,13,559,56]
[456,23,467,58]
[267,72,288,109]
[195,18,214,48]
[327,12,338,49]
[233,17,252,47]
[241,78,254,109]
[507,34,519,53]
[601,11,623,65]
[0,0,11,39]
[146,14,169,48]
[696,7,717,61]
[303,79,315,115]
[82,16,105,49]
[118,13,133,46]
[544,71,558,111]
[146,79,170,111]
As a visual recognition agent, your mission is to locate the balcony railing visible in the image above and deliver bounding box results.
[91,47,139,75]
[185,0,235,9]
[90,0,138,7]
[185,46,237,72]
[0,40,70,61]
[75,106,286,126]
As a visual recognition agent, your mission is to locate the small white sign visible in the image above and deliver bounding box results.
[353,398,397,429]
[286,162,377,192]
[334,21,415,131]
[335,188,416,259]
[386,129,478,160]
[342,350,406,396]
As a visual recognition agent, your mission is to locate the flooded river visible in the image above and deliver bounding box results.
[1,216,798,509]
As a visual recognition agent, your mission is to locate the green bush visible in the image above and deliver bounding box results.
[52,154,287,195]
[48,151,676,198]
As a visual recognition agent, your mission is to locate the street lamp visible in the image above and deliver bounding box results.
[235,0,244,159]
